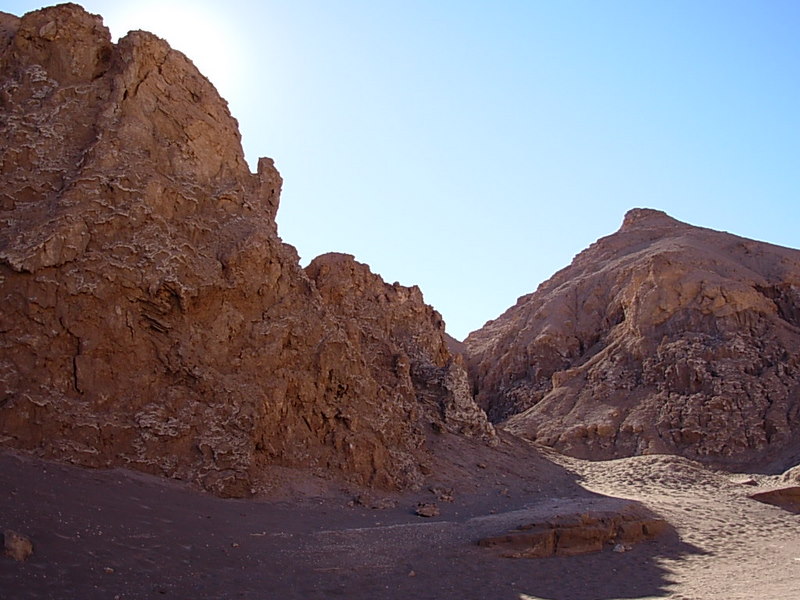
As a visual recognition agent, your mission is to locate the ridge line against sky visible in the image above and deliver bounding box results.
[6,0,800,340]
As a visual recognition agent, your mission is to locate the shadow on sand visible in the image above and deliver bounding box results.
[1,443,708,600]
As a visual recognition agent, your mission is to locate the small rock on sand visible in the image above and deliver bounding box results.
[415,503,440,517]
[3,530,33,562]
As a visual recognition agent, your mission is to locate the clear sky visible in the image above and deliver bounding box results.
[7,1,800,340]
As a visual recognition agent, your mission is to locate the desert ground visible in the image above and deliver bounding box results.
[2,433,798,600]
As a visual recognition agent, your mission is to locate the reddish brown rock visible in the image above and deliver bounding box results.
[306,253,496,445]
[749,487,800,514]
[0,5,492,496]
[478,504,669,558]
[466,208,800,472]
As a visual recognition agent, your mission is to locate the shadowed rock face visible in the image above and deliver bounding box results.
[0,4,492,496]
[466,208,800,472]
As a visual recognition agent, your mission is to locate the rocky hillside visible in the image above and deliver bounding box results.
[0,4,493,497]
[466,208,800,472]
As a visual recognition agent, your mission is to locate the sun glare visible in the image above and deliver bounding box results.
[102,1,247,100]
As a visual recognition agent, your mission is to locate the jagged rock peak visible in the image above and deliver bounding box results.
[0,4,493,497]
[0,4,111,84]
[619,207,685,232]
[465,209,800,473]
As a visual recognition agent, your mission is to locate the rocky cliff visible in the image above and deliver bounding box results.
[0,4,493,496]
[466,209,800,472]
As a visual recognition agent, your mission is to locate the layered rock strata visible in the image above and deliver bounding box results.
[0,4,493,496]
[466,209,800,472]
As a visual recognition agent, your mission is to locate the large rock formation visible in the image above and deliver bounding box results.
[466,208,800,472]
[0,4,492,496]
[306,253,496,444]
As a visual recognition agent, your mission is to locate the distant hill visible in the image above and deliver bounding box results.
[466,208,800,472]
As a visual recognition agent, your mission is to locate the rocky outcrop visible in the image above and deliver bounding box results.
[0,4,492,496]
[749,487,800,514]
[306,253,495,445]
[782,464,800,484]
[466,208,800,472]
[478,504,669,558]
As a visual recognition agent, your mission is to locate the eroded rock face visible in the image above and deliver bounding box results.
[306,253,495,446]
[466,209,800,472]
[0,4,491,496]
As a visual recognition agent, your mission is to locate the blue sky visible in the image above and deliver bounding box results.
[7,1,800,339]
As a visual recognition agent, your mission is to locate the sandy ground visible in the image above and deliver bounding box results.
[558,453,800,600]
[2,433,798,600]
